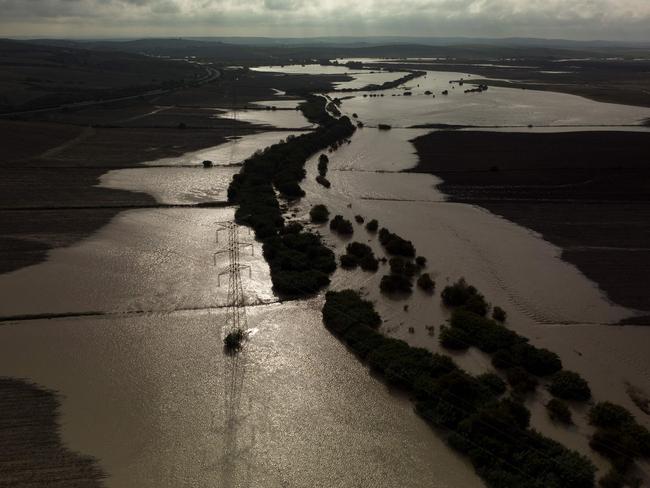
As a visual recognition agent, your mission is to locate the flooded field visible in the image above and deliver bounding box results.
[330,70,650,127]
[251,64,410,90]
[1,65,650,486]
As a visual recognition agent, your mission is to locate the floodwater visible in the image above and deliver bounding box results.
[2,66,650,486]
[101,131,306,204]
[215,107,314,128]
[329,70,650,127]
[251,64,410,90]
[296,124,650,477]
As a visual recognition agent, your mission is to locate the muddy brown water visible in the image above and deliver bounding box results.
[1,72,650,486]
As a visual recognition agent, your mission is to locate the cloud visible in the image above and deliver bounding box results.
[1,0,649,40]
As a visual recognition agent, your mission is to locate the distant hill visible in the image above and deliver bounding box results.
[20,37,650,65]
[0,39,203,112]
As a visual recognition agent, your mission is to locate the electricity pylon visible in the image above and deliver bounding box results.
[213,221,253,334]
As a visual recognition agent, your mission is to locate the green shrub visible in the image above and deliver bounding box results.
[415,255,427,267]
[492,306,507,322]
[355,215,364,223]
[510,342,563,376]
[441,278,489,316]
[330,215,354,235]
[450,310,524,353]
[548,370,591,401]
[389,256,418,277]
[316,175,331,188]
[321,289,596,488]
[378,228,415,257]
[417,273,435,291]
[224,328,245,352]
[589,402,635,429]
[365,219,378,232]
[546,398,573,424]
[263,231,336,297]
[310,204,330,223]
[346,242,372,258]
[317,153,329,176]
[506,366,538,395]
[322,290,381,335]
[359,254,379,272]
[477,372,507,396]
[380,274,412,294]
[280,222,303,234]
[340,254,358,269]
[439,325,470,350]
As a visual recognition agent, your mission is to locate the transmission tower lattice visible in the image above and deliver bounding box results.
[214,221,253,334]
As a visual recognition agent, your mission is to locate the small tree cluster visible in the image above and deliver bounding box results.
[340,242,379,271]
[546,399,573,424]
[417,273,435,291]
[310,204,329,223]
[365,219,379,232]
[330,215,354,235]
[378,228,416,257]
[548,370,592,402]
[441,278,489,316]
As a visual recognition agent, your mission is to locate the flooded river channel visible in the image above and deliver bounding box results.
[1,67,649,486]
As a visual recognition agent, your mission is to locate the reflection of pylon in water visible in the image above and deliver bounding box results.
[214,221,253,334]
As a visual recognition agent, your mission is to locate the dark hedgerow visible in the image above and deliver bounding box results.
[548,370,592,401]
[321,290,596,488]
[227,98,355,298]
[317,153,329,176]
[588,401,650,481]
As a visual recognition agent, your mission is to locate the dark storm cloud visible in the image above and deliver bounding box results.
[1,0,649,40]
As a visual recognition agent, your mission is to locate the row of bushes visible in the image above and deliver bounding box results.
[227,98,355,297]
[338,70,426,92]
[378,228,416,257]
[441,308,595,403]
[322,290,596,488]
[316,153,331,187]
[589,402,650,485]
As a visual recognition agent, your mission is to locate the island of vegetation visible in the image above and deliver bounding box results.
[227,95,355,297]
[322,290,596,488]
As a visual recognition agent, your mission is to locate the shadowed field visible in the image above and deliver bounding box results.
[411,130,650,314]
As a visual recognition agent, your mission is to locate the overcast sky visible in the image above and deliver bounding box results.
[1,0,649,41]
